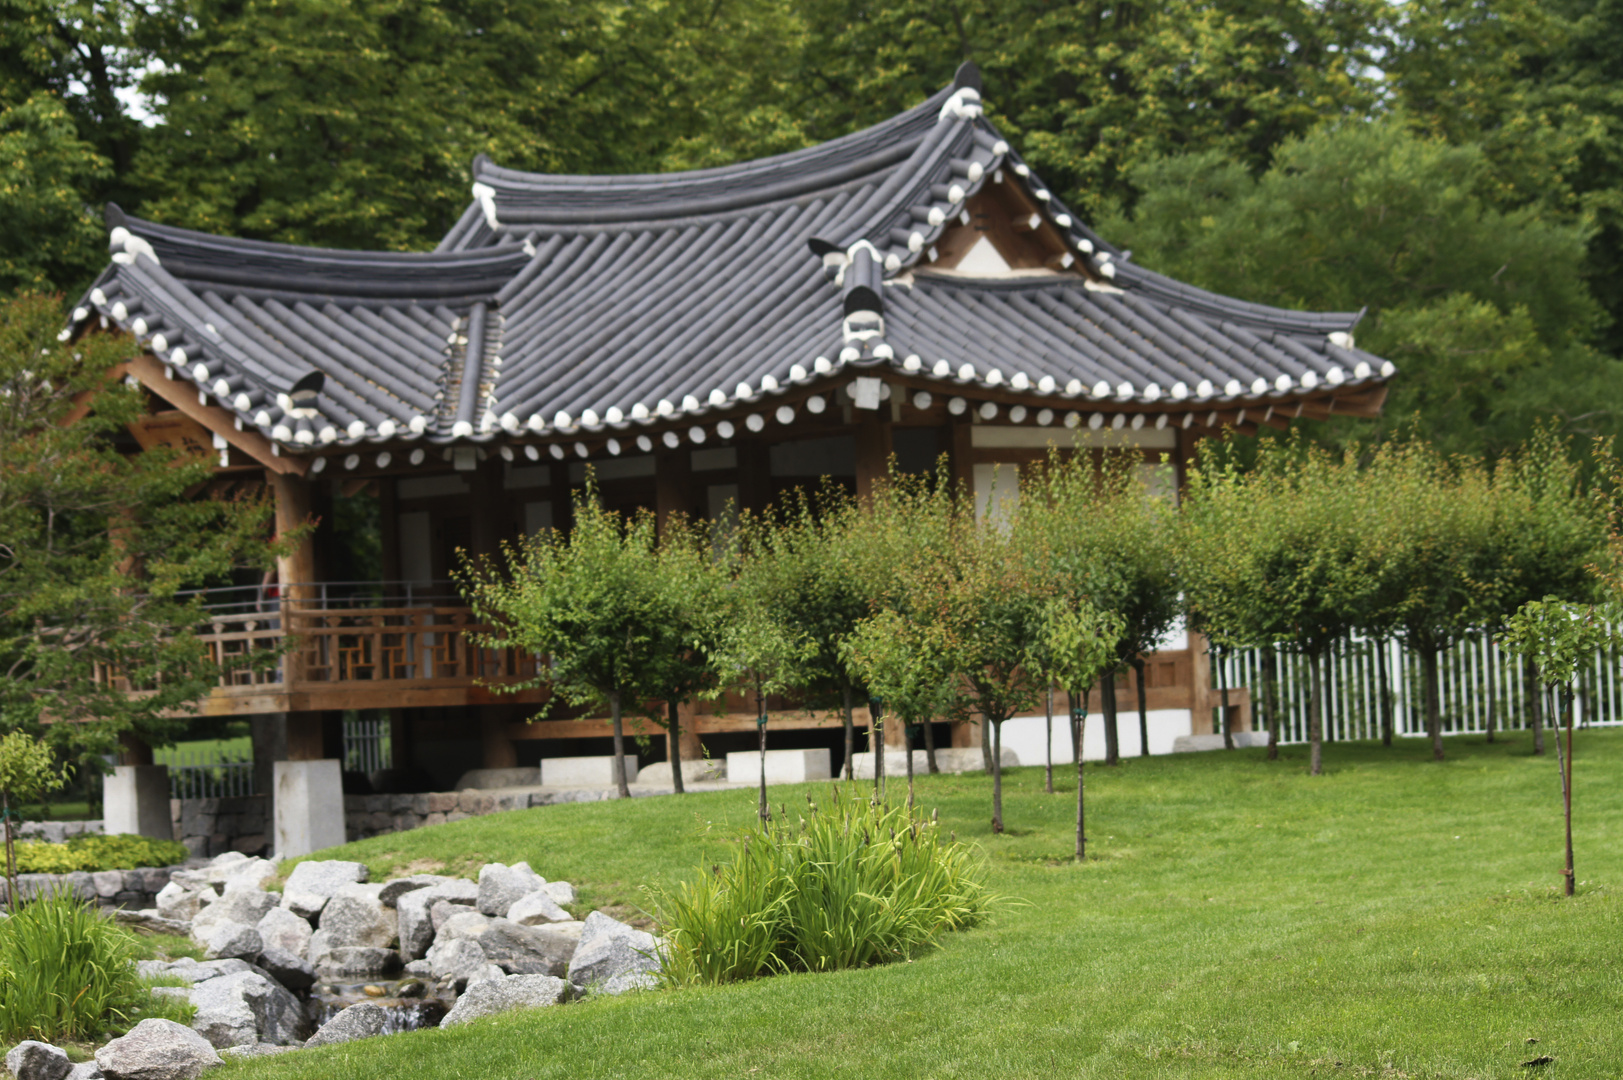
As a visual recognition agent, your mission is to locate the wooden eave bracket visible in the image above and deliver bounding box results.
[124,352,308,477]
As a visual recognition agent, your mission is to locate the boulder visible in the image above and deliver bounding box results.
[279,861,369,920]
[439,974,570,1027]
[154,882,202,923]
[376,875,447,909]
[425,938,490,990]
[255,908,312,957]
[566,911,661,994]
[402,958,432,978]
[254,947,315,992]
[541,881,577,907]
[476,862,544,918]
[317,883,396,950]
[506,889,571,926]
[6,1040,72,1080]
[430,900,473,932]
[66,1062,102,1080]
[397,879,478,960]
[187,970,308,1048]
[213,857,275,894]
[190,890,278,945]
[477,918,580,977]
[314,947,400,981]
[138,958,257,986]
[94,1019,222,1080]
[112,911,189,936]
[303,1003,386,1048]
[202,923,262,962]
[436,910,490,942]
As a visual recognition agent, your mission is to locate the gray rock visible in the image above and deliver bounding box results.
[139,958,257,986]
[254,947,315,992]
[425,938,489,990]
[402,958,433,977]
[376,875,447,909]
[255,907,312,957]
[112,911,190,936]
[187,969,307,1048]
[566,911,661,994]
[212,858,275,893]
[436,910,490,942]
[506,888,571,925]
[476,862,544,918]
[203,923,262,962]
[397,879,477,960]
[6,1040,72,1080]
[190,890,278,945]
[313,947,400,980]
[303,1003,386,1048]
[94,1018,222,1080]
[477,918,580,977]
[279,861,369,920]
[317,883,396,950]
[439,975,570,1027]
[429,900,469,932]
[154,883,201,923]
[541,881,577,906]
[66,1062,102,1080]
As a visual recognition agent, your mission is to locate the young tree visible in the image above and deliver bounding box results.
[463,489,663,798]
[0,730,66,911]
[844,609,958,810]
[1501,597,1613,897]
[1031,599,1123,860]
[1,293,279,775]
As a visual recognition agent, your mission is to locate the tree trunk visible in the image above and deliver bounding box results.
[1216,645,1233,750]
[1133,656,1151,757]
[1309,650,1324,776]
[922,711,939,774]
[667,699,685,795]
[1263,646,1280,761]
[1484,634,1498,744]
[3,788,17,913]
[1553,684,1575,895]
[1376,637,1393,747]
[875,703,886,801]
[991,717,1004,834]
[1073,693,1088,861]
[1527,656,1545,755]
[757,687,769,824]
[610,691,631,799]
[978,712,992,772]
[904,720,915,811]
[1102,668,1121,766]
[1422,645,1444,761]
[1044,685,1054,794]
[842,683,855,782]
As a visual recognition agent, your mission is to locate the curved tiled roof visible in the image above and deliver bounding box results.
[75,63,1391,459]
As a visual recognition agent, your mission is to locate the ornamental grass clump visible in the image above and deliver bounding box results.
[655,785,992,985]
[0,893,170,1043]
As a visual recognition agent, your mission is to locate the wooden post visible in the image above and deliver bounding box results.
[1190,630,1215,735]
[737,438,772,514]
[853,411,893,503]
[469,457,504,559]
[949,417,974,494]
[655,448,693,533]
[285,712,326,761]
[117,731,154,767]
[379,478,401,586]
[268,470,317,605]
[550,462,575,535]
[480,709,518,769]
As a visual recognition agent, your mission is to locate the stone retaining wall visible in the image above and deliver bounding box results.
[0,866,176,909]
[171,795,268,858]
[341,787,635,841]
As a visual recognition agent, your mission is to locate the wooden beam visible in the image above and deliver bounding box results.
[125,352,305,475]
[852,409,893,502]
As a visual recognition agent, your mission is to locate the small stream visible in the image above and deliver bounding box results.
[309,977,451,1033]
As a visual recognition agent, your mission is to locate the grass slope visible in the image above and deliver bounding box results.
[239,732,1623,1079]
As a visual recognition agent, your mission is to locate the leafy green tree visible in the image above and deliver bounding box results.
[1030,598,1123,860]
[462,489,663,798]
[1101,119,1611,457]
[0,95,109,297]
[1,293,279,773]
[0,730,64,910]
[1500,597,1613,896]
[844,608,958,810]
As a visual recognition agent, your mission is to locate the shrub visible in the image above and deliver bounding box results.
[654,785,993,985]
[13,835,189,874]
[0,894,154,1043]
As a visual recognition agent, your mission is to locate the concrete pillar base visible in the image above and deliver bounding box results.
[104,765,172,839]
[273,759,346,858]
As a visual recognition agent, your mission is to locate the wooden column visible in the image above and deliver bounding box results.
[669,701,704,763]
[550,462,575,535]
[655,447,693,533]
[285,712,326,761]
[853,411,893,503]
[469,457,505,560]
[480,709,518,769]
[379,478,401,585]
[268,470,317,604]
[1189,630,1215,735]
[737,438,772,514]
[948,417,974,494]
[117,731,154,767]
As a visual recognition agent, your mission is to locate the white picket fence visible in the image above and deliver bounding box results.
[1218,629,1623,743]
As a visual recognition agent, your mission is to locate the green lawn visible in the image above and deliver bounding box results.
[238,731,1623,1079]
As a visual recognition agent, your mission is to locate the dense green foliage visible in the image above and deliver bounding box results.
[0,893,189,1043]
[12,834,189,873]
[258,732,1623,1079]
[8,1,1623,456]
[654,784,990,984]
